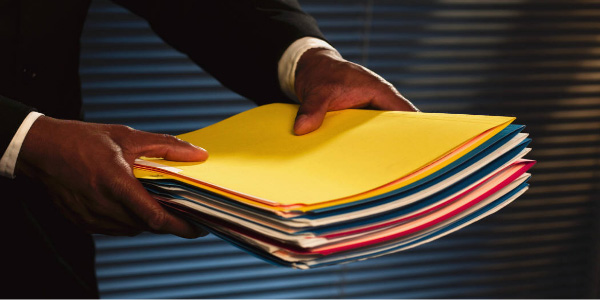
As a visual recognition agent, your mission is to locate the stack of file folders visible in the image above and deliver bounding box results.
[134,103,535,269]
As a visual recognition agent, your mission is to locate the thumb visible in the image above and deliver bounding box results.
[293,98,330,135]
[131,131,209,162]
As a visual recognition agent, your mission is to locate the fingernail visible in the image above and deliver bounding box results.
[294,114,308,133]
[193,145,207,152]
[295,113,308,122]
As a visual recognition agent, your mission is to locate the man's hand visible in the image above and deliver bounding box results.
[15,116,209,238]
[293,48,419,135]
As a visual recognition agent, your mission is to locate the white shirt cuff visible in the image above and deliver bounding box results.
[277,37,341,102]
[0,111,44,178]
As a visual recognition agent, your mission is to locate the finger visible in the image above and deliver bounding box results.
[50,173,151,232]
[131,131,209,162]
[118,178,205,239]
[371,89,419,112]
[88,197,149,232]
[293,98,330,135]
[148,206,210,237]
[84,217,144,236]
[53,191,144,236]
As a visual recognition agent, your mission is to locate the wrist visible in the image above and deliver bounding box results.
[0,111,44,178]
[15,115,58,178]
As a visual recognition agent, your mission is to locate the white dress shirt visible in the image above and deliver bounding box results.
[0,37,339,178]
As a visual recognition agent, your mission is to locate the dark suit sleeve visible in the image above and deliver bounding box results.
[0,95,35,159]
[111,0,327,105]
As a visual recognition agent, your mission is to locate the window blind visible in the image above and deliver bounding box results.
[81,0,600,298]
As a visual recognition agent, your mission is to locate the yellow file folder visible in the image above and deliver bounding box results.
[134,104,513,211]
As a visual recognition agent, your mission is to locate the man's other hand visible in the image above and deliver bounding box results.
[293,48,419,135]
[15,116,209,238]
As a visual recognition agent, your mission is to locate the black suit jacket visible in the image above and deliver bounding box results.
[0,0,324,297]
